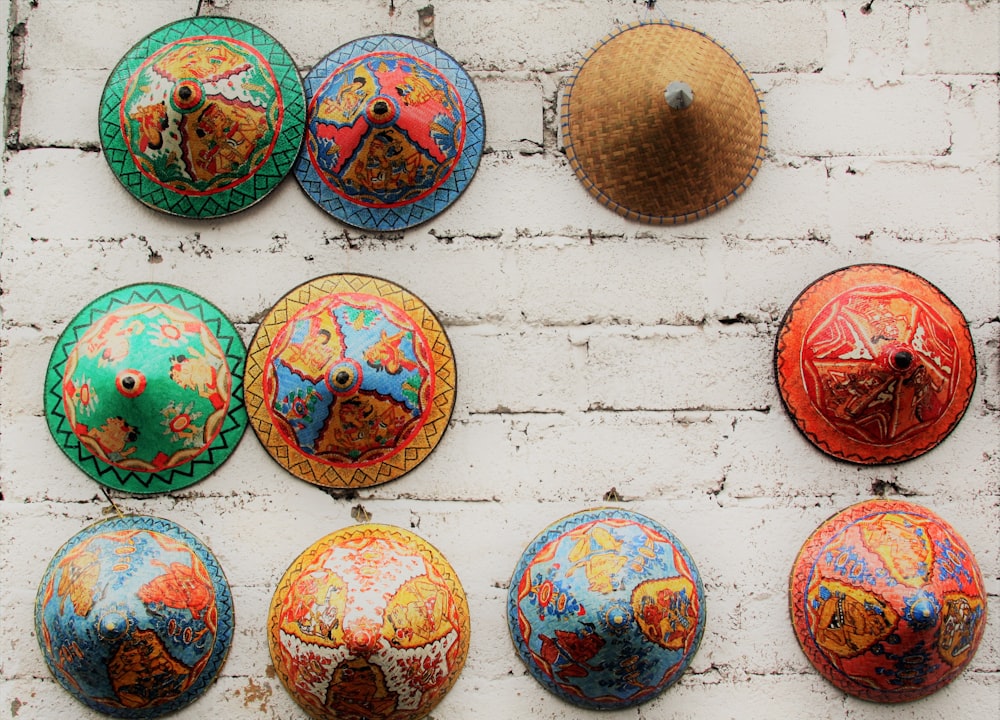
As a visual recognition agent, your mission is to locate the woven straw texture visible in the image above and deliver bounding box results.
[562,20,767,224]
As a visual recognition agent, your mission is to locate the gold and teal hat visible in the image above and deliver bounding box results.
[45,283,247,493]
[99,16,305,217]
[244,274,456,489]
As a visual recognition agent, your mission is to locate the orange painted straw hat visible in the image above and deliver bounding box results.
[775,264,976,464]
[244,274,455,488]
[790,499,987,702]
[561,19,767,224]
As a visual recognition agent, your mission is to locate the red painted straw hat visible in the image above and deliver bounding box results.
[775,264,976,464]
[790,499,987,702]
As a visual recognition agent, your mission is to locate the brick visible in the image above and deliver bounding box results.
[764,76,951,157]
[828,158,1000,241]
[477,74,544,153]
[19,0,194,71]
[923,2,1000,74]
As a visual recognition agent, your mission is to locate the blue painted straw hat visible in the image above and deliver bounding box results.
[35,514,234,717]
[508,507,705,709]
[294,34,485,231]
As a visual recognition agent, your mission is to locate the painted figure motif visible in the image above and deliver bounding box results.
[122,36,281,194]
[35,517,233,717]
[306,52,462,207]
[265,292,433,466]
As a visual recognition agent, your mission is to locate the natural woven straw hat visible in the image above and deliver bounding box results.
[562,20,767,224]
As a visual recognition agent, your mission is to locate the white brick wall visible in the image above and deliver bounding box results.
[1,1,997,718]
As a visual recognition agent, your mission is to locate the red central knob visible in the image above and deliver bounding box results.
[365,96,397,125]
[172,80,204,112]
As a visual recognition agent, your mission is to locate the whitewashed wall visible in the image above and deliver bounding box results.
[1,1,997,718]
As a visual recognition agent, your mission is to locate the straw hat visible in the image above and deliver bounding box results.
[244,274,455,488]
[295,34,485,231]
[790,499,987,702]
[99,17,304,217]
[507,507,705,709]
[45,283,248,494]
[35,515,234,717]
[561,20,767,224]
[775,264,976,464]
[269,523,470,720]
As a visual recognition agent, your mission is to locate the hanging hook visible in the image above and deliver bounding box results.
[100,486,127,519]
[351,504,373,523]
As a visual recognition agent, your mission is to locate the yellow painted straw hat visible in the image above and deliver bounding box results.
[244,274,455,489]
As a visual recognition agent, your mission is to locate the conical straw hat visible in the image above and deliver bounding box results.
[562,20,767,224]
[99,16,305,218]
[789,499,987,702]
[294,34,485,231]
[244,274,456,489]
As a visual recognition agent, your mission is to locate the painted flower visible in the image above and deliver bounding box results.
[903,589,941,632]
[68,375,100,417]
[278,387,320,423]
[148,315,190,347]
[161,401,204,445]
[397,653,445,692]
[529,573,583,620]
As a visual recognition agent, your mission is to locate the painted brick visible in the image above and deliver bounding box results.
[17,0,194,71]
[828,157,1000,241]
[923,1,1000,75]
[477,73,545,153]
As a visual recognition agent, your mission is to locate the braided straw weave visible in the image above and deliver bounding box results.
[562,20,768,224]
